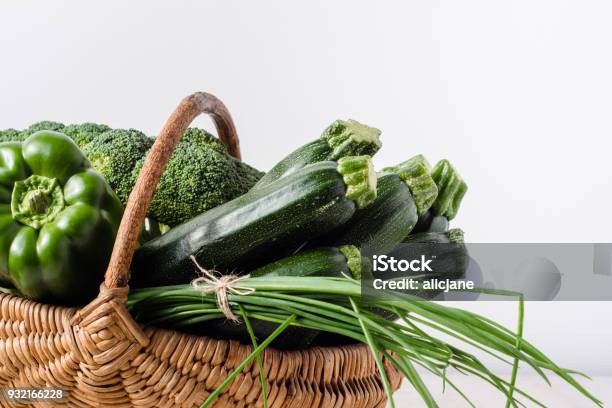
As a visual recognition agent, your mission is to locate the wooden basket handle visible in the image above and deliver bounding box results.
[104,92,241,289]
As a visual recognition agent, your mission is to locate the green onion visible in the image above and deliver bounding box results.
[127,276,602,408]
[200,314,296,408]
[238,305,268,408]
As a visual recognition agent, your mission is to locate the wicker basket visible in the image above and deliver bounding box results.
[0,92,402,407]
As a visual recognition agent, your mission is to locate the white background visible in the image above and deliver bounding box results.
[1,1,611,406]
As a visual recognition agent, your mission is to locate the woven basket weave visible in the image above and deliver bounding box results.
[0,92,402,407]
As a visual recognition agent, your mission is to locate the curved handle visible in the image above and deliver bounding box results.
[104,92,241,289]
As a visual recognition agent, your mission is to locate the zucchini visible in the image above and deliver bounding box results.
[131,156,377,288]
[399,228,466,279]
[315,155,438,256]
[403,227,465,246]
[412,210,450,233]
[345,228,466,329]
[253,119,381,188]
[384,228,468,299]
[139,218,166,243]
[430,159,467,220]
[251,245,363,279]
[382,155,438,215]
[410,159,466,232]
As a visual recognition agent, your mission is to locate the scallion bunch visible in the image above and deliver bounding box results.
[127,277,602,408]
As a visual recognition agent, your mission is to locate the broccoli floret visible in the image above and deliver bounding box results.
[130,128,263,226]
[25,121,65,134]
[235,160,265,191]
[82,129,154,204]
[1,121,67,143]
[63,123,111,148]
[180,127,264,190]
[180,128,227,153]
[14,123,262,226]
[23,121,110,148]
[0,128,26,143]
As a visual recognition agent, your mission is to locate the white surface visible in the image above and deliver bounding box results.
[1,1,611,404]
[1,1,611,242]
[394,374,612,407]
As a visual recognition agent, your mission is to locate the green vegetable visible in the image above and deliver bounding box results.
[402,228,468,279]
[82,128,154,205]
[0,131,123,305]
[251,245,364,279]
[411,159,466,232]
[131,156,378,288]
[140,217,165,243]
[431,159,467,220]
[131,128,264,226]
[201,315,319,351]
[3,125,156,240]
[253,119,381,188]
[429,215,450,232]
[202,245,366,350]
[25,121,65,134]
[128,277,602,408]
[5,124,264,226]
[0,129,26,143]
[3,121,112,149]
[382,155,438,215]
[317,155,438,256]
[412,210,450,233]
[63,122,111,147]
[384,228,468,299]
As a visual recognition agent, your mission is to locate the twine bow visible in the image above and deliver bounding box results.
[190,256,255,321]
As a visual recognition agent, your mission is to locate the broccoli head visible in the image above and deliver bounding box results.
[82,128,154,204]
[22,121,111,148]
[130,128,263,226]
[3,122,263,227]
[1,121,66,143]
[0,128,26,143]
[235,160,265,191]
[179,127,227,153]
[25,121,65,134]
[63,123,111,147]
[180,127,263,191]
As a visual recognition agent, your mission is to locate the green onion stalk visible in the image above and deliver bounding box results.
[127,277,602,408]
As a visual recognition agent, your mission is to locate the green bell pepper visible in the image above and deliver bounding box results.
[0,131,123,305]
